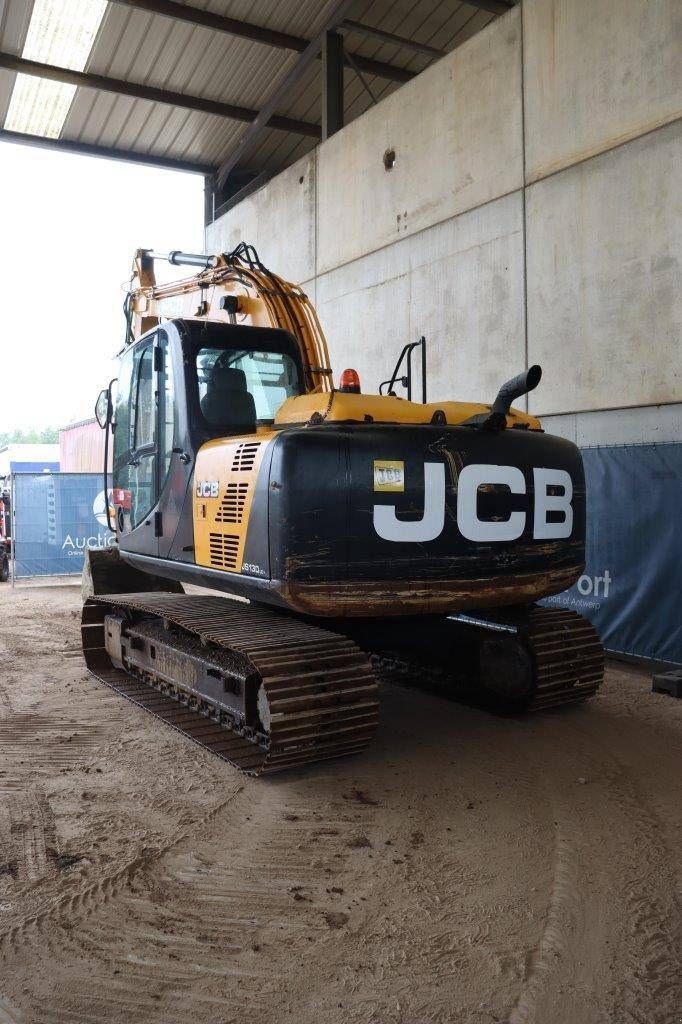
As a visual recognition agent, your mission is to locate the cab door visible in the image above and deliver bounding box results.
[157,327,192,560]
[113,333,161,556]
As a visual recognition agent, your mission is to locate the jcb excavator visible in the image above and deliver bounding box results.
[82,243,603,775]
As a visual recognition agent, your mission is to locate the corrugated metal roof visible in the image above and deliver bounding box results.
[1,0,499,190]
[0,0,34,122]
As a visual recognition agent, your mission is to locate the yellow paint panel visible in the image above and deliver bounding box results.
[193,432,274,574]
[275,392,542,430]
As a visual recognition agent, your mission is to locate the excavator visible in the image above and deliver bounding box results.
[82,243,603,775]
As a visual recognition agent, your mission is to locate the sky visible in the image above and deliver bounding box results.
[0,141,204,433]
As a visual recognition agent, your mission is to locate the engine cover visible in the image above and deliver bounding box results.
[258,423,585,616]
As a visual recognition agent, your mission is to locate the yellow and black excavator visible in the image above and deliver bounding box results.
[82,243,603,775]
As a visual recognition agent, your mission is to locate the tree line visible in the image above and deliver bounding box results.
[0,427,59,446]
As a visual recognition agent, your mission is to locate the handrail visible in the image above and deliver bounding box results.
[379,336,426,402]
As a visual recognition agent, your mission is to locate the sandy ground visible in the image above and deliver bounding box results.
[0,581,680,1024]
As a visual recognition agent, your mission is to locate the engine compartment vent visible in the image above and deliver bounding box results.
[232,442,261,472]
[215,482,249,524]
[208,532,240,571]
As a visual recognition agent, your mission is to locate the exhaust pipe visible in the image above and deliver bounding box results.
[481,364,542,431]
[491,364,542,416]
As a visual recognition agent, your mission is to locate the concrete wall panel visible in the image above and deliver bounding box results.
[542,404,682,447]
[317,269,411,397]
[206,4,680,442]
[527,120,682,415]
[523,0,682,182]
[406,194,525,405]
[316,191,525,404]
[316,9,523,275]
[205,152,316,284]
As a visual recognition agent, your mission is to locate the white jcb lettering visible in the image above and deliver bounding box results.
[373,462,445,543]
[457,464,526,542]
[372,461,576,543]
[533,468,573,539]
[196,480,219,498]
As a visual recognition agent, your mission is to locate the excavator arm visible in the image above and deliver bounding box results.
[126,242,332,394]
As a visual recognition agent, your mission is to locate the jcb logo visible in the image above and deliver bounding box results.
[373,463,573,543]
[196,480,219,498]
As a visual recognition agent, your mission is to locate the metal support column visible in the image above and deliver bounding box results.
[322,31,344,140]
[203,174,215,227]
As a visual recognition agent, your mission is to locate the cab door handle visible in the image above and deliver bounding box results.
[172,448,191,464]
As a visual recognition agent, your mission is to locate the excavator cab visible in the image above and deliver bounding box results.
[110,320,304,562]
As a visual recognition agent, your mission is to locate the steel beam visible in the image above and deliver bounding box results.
[215,0,359,188]
[0,52,320,138]
[342,20,446,58]
[322,31,344,140]
[212,170,272,223]
[0,128,213,174]
[107,0,414,84]
[462,0,514,14]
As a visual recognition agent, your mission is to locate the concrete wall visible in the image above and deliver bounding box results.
[522,0,682,182]
[315,192,525,404]
[315,13,523,275]
[207,153,316,286]
[527,120,681,413]
[206,0,682,440]
[542,404,682,448]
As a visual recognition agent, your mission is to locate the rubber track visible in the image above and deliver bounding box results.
[370,606,603,712]
[520,606,604,710]
[81,594,379,776]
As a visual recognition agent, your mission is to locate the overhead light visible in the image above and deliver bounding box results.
[4,0,107,138]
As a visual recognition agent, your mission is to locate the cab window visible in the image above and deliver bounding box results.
[133,345,155,448]
[196,347,301,430]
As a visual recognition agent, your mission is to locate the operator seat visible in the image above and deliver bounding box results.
[201,360,257,433]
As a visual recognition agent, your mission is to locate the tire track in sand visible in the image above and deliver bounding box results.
[508,807,580,1024]
[7,789,58,885]
[0,786,244,957]
[508,745,681,1024]
[8,782,378,1024]
[603,760,681,1024]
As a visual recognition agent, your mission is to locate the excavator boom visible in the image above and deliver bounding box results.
[126,243,332,394]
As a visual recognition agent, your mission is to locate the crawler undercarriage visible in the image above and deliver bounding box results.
[82,588,602,776]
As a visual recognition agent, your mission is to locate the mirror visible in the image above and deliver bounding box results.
[95,388,111,430]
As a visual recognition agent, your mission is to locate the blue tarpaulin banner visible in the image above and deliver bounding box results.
[544,444,682,665]
[12,473,114,578]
